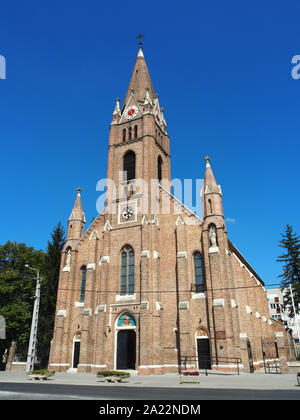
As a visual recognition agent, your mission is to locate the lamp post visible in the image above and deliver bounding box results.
[25,264,41,372]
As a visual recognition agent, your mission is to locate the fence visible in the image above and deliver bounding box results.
[180,356,242,376]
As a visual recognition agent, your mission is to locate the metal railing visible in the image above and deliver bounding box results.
[180,356,242,375]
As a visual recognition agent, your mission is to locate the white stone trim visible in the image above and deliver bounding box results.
[87,263,96,270]
[255,311,261,318]
[177,251,187,259]
[57,309,67,317]
[89,230,99,240]
[141,214,150,225]
[99,256,110,265]
[231,299,237,308]
[77,364,107,368]
[209,246,219,254]
[115,293,136,302]
[102,220,112,232]
[75,301,84,307]
[95,304,106,313]
[156,301,163,310]
[175,214,186,226]
[82,308,92,316]
[246,305,252,314]
[141,250,150,258]
[239,333,247,339]
[140,301,149,310]
[192,292,206,299]
[179,301,189,310]
[153,251,160,259]
[62,266,70,272]
[213,298,224,307]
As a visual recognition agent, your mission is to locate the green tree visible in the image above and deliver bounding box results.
[37,222,65,367]
[277,224,300,317]
[0,241,46,365]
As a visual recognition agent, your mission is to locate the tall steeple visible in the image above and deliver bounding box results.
[67,187,86,240]
[107,42,170,202]
[122,42,155,108]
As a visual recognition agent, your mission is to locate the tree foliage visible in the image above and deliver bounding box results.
[277,224,300,317]
[0,242,46,363]
[0,222,65,369]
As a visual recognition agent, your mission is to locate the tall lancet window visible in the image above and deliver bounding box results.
[134,125,138,138]
[120,246,134,295]
[157,156,163,183]
[80,266,87,302]
[123,151,136,181]
[193,252,205,293]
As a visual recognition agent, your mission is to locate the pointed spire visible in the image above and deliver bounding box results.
[137,42,144,59]
[113,97,121,116]
[123,43,155,107]
[69,187,86,223]
[204,156,219,193]
[203,157,224,220]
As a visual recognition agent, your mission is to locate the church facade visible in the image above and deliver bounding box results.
[48,44,291,375]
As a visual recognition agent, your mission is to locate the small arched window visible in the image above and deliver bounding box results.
[122,129,126,142]
[80,266,87,302]
[157,156,163,183]
[123,151,136,181]
[128,127,132,140]
[134,125,138,138]
[120,246,134,295]
[208,199,213,214]
[194,253,205,293]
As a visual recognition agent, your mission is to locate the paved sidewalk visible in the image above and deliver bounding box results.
[0,370,299,391]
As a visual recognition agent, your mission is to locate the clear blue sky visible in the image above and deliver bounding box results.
[1,0,299,287]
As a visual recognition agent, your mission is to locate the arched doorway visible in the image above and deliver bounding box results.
[115,312,136,370]
[72,332,81,369]
[195,328,211,370]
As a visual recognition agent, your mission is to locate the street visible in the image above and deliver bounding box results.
[0,381,299,400]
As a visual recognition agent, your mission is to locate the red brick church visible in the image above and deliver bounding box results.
[48,43,292,375]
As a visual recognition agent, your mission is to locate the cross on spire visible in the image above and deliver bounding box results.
[136,33,144,42]
[136,33,144,48]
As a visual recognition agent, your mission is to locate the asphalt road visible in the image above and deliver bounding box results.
[0,381,299,400]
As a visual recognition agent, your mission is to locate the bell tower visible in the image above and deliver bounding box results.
[106,42,171,222]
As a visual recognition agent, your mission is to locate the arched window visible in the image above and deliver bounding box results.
[208,199,213,214]
[122,129,126,142]
[194,252,205,293]
[128,127,132,140]
[134,125,138,138]
[123,151,136,181]
[157,156,163,183]
[80,266,87,302]
[120,246,134,295]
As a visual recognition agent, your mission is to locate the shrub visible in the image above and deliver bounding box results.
[28,369,55,376]
[97,370,130,378]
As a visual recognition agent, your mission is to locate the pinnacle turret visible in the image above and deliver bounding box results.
[67,188,86,240]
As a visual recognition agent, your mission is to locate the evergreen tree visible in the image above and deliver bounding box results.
[277,224,300,317]
[37,222,65,368]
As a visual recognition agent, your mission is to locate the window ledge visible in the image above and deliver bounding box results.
[191,292,206,299]
[116,293,136,302]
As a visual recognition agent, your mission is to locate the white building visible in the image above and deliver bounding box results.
[266,287,300,344]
